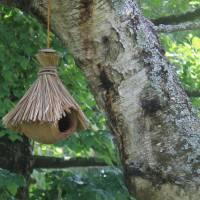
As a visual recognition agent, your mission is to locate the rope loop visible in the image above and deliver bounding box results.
[47,0,51,48]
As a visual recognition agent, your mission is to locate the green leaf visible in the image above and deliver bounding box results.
[7,183,18,195]
[192,37,200,49]
[0,168,25,197]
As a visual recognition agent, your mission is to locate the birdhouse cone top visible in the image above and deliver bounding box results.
[3,49,89,142]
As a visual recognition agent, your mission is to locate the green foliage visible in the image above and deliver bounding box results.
[139,0,200,19]
[56,130,119,165]
[162,33,200,111]
[34,130,120,166]
[29,168,135,200]
[0,168,25,200]
[0,129,23,142]
[165,34,200,88]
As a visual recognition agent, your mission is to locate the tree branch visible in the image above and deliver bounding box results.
[0,0,30,8]
[152,7,200,25]
[185,89,200,98]
[155,22,200,33]
[33,156,113,169]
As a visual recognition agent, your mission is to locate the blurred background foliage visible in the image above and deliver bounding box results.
[0,0,200,199]
[138,0,200,19]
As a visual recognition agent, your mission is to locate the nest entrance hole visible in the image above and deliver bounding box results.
[58,111,73,133]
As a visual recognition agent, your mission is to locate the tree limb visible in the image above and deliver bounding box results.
[155,22,200,33]
[33,156,113,169]
[0,0,30,9]
[185,89,200,98]
[152,7,200,25]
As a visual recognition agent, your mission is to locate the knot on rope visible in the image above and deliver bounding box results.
[38,66,57,76]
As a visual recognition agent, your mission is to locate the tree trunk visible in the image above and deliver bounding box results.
[0,136,33,199]
[2,0,200,199]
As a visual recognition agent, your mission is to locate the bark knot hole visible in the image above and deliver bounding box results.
[141,97,161,113]
[140,88,163,114]
[98,64,113,90]
[80,0,94,23]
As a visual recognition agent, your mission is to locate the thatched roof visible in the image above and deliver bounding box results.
[3,49,88,131]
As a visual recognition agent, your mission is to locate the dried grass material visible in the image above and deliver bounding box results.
[3,49,88,144]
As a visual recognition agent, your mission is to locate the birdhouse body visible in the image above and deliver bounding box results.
[18,122,63,144]
[3,49,88,144]
[19,121,74,144]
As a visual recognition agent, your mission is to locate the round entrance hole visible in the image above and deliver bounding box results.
[58,111,77,133]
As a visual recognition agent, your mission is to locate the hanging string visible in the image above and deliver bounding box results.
[47,0,51,48]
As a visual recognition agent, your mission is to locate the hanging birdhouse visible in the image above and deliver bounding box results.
[3,49,88,144]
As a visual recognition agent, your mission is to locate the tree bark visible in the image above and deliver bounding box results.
[33,156,112,169]
[152,7,200,25]
[0,136,33,199]
[155,22,200,33]
[2,0,200,199]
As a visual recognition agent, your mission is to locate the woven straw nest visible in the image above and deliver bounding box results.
[3,49,88,144]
